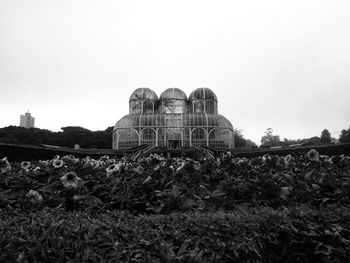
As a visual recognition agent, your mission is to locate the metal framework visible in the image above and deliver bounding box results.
[113,88,234,149]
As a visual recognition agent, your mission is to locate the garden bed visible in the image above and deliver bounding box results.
[0,149,350,262]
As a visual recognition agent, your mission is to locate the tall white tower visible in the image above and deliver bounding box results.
[20,110,35,128]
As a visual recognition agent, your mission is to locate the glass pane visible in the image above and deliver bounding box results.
[143,101,153,114]
[130,101,141,114]
[205,100,214,114]
[194,101,204,114]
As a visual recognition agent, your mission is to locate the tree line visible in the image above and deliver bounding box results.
[0,126,113,149]
[0,125,349,149]
[259,127,350,148]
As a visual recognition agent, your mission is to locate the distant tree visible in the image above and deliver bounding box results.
[0,125,113,149]
[339,126,350,143]
[260,128,281,148]
[320,129,331,144]
[282,138,302,146]
[234,129,247,148]
[245,139,257,148]
[301,136,321,146]
[0,129,19,143]
[61,126,91,133]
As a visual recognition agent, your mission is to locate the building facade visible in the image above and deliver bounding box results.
[113,87,234,150]
[20,111,35,128]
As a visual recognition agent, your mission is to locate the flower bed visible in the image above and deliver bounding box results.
[0,150,350,262]
[1,151,350,213]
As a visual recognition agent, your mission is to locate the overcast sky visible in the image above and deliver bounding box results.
[0,0,349,145]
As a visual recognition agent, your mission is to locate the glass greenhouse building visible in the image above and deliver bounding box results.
[113,87,234,150]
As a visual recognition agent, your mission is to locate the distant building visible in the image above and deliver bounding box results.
[20,111,35,128]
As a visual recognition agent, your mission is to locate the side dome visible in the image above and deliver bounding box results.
[189,87,217,101]
[159,88,188,114]
[160,88,187,101]
[129,87,158,114]
[129,87,158,102]
[189,88,218,114]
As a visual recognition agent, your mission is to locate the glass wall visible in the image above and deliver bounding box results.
[113,113,234,150]
[116,129,139,149]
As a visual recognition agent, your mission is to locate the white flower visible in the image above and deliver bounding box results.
[100,155,113,165]
[237,158,248,165]
[153,165,160,171]
[33,166,41,174]
[0,157,11,174]
[52,158,64,168]
[26,189,43,204]
[99,155,110,162]
[82,157,95,168]
[306,149,319,162]
[283,154,293,167]
[62,155,74,163]
[262,154,272,164]
[17,252,26,262]
[91,160,102,169]
[142,176,152,184]
[106,162,125,177]
[176,161,186,172]
[21,161,31,172]
[106,164,117,177]
[60,172,81,189]
[340,155,350,166]
[73,195,81,201]
[193,161,201,171]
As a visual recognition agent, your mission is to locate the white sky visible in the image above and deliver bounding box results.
[0,0,349,145]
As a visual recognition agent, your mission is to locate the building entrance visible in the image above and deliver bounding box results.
[168,140,181,148]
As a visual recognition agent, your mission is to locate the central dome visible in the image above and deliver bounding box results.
[160,88,187,101]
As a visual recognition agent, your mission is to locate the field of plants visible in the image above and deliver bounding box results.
[1,149,350,262]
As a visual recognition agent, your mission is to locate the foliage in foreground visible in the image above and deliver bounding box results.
[0,151,350,213]
[1,150,350,262]
[0,206,349,263]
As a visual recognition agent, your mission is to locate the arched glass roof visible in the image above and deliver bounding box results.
[189,87,217,101]
[114,113,233,130]
[160,88,187,101]
[129,87,158,102]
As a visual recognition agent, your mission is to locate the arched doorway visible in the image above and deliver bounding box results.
[166,128,181,148]
[141,128,156,146]
[117,128,139,149]
[191,128,207,147]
